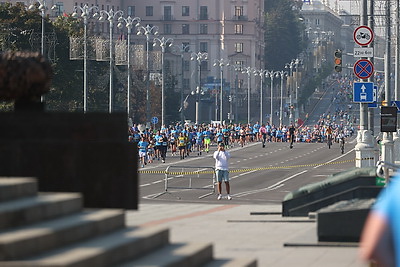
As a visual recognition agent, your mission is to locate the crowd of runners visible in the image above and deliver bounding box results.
[129,73,383,167]
[128,114,355,168]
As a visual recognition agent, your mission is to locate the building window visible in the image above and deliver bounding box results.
[182,24,190,34]
[234,61,244,71]
[234,24,243,34]
[199,6,208,20]
[315,18,320,25]
[183,61,190,71]
[235,6,243,16]
[182,42,190,52]
[127,6,135,16]
[164,24,172,34]
[201,61,208,71]
[200,24,208,34]
[200,42,208,53]
[234,43,243,53]
[182,6,189,16]
[183,78,190,89]
[146,6,153,16]
[53,2,64,17]
[163,6,172,20]
[238,79,243,89]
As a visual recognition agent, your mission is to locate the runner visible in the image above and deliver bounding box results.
[259,124,268,148]
[138,136,149,168]
[177,132,187,160]
[288,124,296,149]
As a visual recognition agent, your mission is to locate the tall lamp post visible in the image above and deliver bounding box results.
[137,25,159,123]
[190,52,208,125]
[254,69,268,125]
[213,59,230,122]
[285,62,295,122]
[172,44,191,125]
[117,16,141,118]
[98,9,124,113]
[28,0,56,103]
[72,4,100,113]
[266,71,277,126]
[275,71,288,126]
[153,36,174,127]
[231,64,242,123]
[242,67,253,125]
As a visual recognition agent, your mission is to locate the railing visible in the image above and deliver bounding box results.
[153,165,216,199]
[232,15,248,21]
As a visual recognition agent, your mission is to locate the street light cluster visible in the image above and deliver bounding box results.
[190,52,208,125]
[70,6,177,126]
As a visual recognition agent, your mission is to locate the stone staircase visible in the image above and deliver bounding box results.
[0,178,257,267]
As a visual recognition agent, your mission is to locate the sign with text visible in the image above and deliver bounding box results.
[354,47,373,58]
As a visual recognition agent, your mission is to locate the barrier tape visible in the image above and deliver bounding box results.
[138,158,360,175]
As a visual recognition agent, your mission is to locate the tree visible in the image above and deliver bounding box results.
[264,0,305,70]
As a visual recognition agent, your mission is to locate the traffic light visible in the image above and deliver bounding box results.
[334,49,342,72]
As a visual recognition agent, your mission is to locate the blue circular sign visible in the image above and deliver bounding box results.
[353,59,374,79]
[151,117,159,124]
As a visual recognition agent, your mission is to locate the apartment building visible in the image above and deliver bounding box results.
[4,0,264,122]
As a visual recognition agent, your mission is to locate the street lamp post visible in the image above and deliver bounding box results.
[213,59,229,122]
[285,61,295,122]
[254,69,268,125]
[190,52,208,125]
[98,9,124,114]
[242,67,253,125]
[231,64,242,123]
[117,16,141,118]
[72,4,100,113]
[153,37,174,127]
[28,0,56,103]
[266,71,276,126]
[137,25,159,123]
[275,71,287,126]
[172,44,191,125]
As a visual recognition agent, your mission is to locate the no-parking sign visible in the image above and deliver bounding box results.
[353,59,374,79]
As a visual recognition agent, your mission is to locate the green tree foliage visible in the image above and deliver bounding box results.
[264,0,305,70]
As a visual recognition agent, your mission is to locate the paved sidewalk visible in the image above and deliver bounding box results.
[126,203,368,267]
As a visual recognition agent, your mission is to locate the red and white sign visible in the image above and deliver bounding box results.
[353,26,374,46]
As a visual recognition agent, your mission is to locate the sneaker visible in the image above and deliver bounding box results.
[141,164,144,168]
[162,159,165,163]
[217,194,222,200]
[227,195,232,200]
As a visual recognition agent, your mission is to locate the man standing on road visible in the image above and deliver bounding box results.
[288,124,296,149]
[213,143,232,200]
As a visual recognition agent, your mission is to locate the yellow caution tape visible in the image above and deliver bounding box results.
[138,159,358,175]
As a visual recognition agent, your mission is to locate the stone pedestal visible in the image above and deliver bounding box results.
[355,130,376,168]
[0,112,138,209]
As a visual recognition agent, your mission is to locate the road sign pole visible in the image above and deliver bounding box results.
[381,0,394,177]
[355,0,375,168]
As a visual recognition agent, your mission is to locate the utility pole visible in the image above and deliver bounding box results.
[368,0,374,136]
[394,0,400,163]
[381,0,394,177]
[355,0,375,168]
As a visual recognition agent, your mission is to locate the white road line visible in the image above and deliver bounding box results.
[233,170,308,197]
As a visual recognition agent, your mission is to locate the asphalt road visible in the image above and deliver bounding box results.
[138,138,357,204]
[139,77,360,205]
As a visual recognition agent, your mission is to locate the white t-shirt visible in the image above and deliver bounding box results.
[213,150,231,170]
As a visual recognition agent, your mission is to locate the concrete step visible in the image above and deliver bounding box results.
[117,242,213,267]
[0,209,125,260]
[0,178,37,202]
[0,226,169,267]
[203,258,258,267]
[0,192,82,230]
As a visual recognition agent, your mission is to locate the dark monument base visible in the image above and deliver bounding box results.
[0,112,138,209]
[317,199,375,242]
